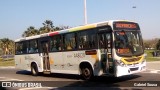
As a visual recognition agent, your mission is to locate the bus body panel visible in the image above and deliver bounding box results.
[49,52,64,72]
[15,55,29,70]
[15,54,43,72]
[49,50,102,75]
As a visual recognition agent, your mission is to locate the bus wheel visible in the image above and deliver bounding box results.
[31,63,39,76]
[81,66,93,80]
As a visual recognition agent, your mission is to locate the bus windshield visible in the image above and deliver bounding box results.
[114,30,143,56]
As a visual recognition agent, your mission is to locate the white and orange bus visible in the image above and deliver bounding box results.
[15,20,146,80]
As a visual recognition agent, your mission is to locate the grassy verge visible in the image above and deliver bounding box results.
[145,50,160,62]
[0,58,15,66]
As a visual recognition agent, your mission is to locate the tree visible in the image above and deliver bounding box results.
[22,26,39,37]
[21,19,70,37]
[143,38,159,49]
[0,41,3,55]
[156,39,160,50]
[41,20,54,33]
[0,38,14,55]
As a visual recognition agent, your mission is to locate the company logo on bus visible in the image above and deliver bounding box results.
[113,22,140,30]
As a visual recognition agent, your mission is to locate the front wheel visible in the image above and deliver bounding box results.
[31,63,39,76]
[81,66,93,80]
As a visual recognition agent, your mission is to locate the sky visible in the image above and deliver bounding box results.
[0,0,160,40]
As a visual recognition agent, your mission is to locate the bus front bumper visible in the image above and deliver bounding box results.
[115,62,146,77]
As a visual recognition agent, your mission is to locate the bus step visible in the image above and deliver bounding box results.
[43,71,51,74]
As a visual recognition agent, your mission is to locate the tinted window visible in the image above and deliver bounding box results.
[63,33,77,50]
[29,40,38,53]
[50,35,62,52]
[15,41,28,54]
[78,29,97,49]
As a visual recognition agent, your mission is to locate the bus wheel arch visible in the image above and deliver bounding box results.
[79,62,94,80]
[31,62,39,76]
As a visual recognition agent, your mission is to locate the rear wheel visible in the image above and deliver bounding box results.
[81,66,93,80]
[31,63,39,76]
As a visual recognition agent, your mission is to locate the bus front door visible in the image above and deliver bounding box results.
[41,41,51,74]
[98,33,114,74]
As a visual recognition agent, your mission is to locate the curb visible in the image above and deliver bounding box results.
[0,66,15,69]
[147,61,160,63]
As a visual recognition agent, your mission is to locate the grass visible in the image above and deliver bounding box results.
[145,50,160,62]
[0,58,15,66]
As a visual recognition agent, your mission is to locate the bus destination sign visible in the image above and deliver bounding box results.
[113,22,140,30]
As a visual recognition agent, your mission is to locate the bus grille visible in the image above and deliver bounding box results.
[130,67,139,71]
[124,57,141,62]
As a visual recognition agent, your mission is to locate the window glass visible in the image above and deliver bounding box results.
[114,31,143,56]
[29,40,38,53]
[16,43,22,54]
[78,29,96,49]
[50,35,62,52]
[15,41,28,54]
[64,33,77,50]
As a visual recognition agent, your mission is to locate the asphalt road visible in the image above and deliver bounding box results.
[0,61,160,90]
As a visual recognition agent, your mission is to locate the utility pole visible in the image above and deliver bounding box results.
[84,0,87,25]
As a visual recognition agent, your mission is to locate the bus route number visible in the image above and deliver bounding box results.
[74,53,85,58]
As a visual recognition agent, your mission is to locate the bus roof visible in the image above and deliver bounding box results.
[15,20,135,42]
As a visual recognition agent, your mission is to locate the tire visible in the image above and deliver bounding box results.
[81,66,93,80]
[31,63,39,76]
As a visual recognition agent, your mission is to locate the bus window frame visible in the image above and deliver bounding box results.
[97,26,113,49]
[28,39,39,54]
[38,37,50,54]
[15,40,29,55]
[49,35,63,52]
[77,28,98,51]
[62,32,78,51]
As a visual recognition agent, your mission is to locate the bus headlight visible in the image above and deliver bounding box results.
[115,60,126,67]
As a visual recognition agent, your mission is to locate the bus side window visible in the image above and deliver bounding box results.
[64,33,77,50]
[29,40,38,53]
[16,43,22,54]
[15,41,28,54]
[78,29,96,49]
[50,35,62,52]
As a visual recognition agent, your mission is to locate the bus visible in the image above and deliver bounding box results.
[15,20,146,80]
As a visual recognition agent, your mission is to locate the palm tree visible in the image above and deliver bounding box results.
[0,40,3,55]
[21,20,71,37]
[39,27,47,34]
[156,39,160,50]
[22,26,39,37]
[7,40,14,55]
[0,38,14,55]
[39,20,54,34]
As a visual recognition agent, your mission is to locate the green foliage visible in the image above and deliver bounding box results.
[22,20,70,37]
[143,38,159,49]
[22,26,39,37]
[0,38,14,55]
[145,50,160,61]
[156,39,160,50]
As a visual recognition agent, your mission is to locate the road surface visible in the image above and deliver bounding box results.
[0,61,160,90]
